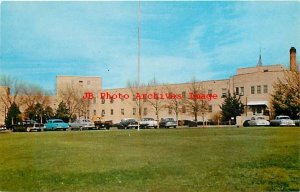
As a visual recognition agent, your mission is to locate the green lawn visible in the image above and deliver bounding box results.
[0,127,299,191]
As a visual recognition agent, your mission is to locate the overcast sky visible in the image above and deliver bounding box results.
[0,1,299,92]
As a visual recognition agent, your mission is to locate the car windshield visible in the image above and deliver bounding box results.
[53,120,64,123]
[257,117,265,120]
[279,116,290,119]
[165,118,174,121]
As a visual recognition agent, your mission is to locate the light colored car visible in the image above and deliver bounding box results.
[69,119,95,130]
[139,117,158,128]
[248,116,270,126]
[27,123,45,132]
[0,125,6,131]
[45,119,69,131]
[270,116,295,126]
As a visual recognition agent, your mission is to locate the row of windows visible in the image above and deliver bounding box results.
[250,85,268,94]
[235,85,268,95]
[91,105,214,117]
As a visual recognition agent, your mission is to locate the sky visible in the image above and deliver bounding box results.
[0,1,299,93]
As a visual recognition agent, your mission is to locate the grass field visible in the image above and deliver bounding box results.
[0,127,299,192]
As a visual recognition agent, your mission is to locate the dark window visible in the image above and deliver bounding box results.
[251,86,255,94]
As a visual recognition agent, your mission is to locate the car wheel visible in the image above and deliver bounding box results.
[173,126,176,128]
[243,120,250,127]
[27,127,31,132]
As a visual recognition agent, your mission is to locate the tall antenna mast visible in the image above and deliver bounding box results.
[137,0,141,131]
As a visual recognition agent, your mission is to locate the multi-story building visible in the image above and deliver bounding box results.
[55,47,298,124]
[0,47,298,125]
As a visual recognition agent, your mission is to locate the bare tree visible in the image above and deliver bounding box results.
[183,78,209,125]
[19,83,50,108]
[271,71,300,119]
[57,83,90,120]
[0,75,24,110]
[164,85,183,126]
[127,80,149,121]
[146,79,165,127]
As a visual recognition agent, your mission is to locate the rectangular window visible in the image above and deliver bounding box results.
[101,99,105,104]
[182,91,186,98]
[110,109,113,115]
[208,89,212,94]
[143,108,147,116]
[240,87,244,95]
[235,87,239,95]
[110,97,114,104]
[251,86,255,94]
[222,88,227,97]
[93,110,96,116]
[121,108,125,115]
[182,106,186,113]
[101,110,105,117]
[132,94,136,101]
[257,85,261,94]
[208,105,212,113]
[263,85,268,93]
[133,108,136,115]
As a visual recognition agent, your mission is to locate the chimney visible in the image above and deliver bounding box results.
[290,47,296,72]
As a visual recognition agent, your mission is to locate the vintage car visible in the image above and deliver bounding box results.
[159,117,177,128]
[139,117,158,128]
[45,119,69,131]
[248,116,270,126]
[270,116,295,126]
[69,119,95,130]
[117,118,138,129]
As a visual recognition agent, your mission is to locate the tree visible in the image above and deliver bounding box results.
[127,80,149,121]
[5,102,21,127]
[57,83,90,119]
[44,106,55,120]
[24,105,36,121]
[183,78,209,124]
[0,75,23,111]
[220,92,244,122]
[146,79,165,127]
[19,83,50,109]
[164,85,183,126]
[271,71,300,119]
[55,101,71,122]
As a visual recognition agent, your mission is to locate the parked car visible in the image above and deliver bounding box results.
[94,120,112,130]
[12,120,44,132]
[28,123,45,132]
[45,119,69,131]
[117,118,138,129]
[248,116,270,126]
[69,119,95,130]
[270,116,295,126]
[139,117,158,128]
[159,118,177,128]
[0,125,6,131]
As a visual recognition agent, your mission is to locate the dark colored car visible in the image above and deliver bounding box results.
[117,118,138,129]
[94,120,112,130]
[159,118,177,128]
[12,120,44,132]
